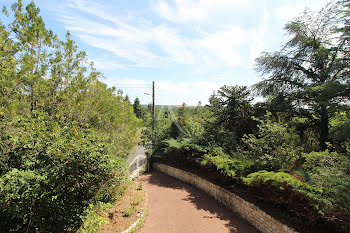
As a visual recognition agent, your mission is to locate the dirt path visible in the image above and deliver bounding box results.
[139,171,258,233]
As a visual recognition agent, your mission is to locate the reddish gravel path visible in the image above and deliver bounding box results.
[139,171,258,233]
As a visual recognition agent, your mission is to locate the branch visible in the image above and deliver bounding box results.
[290,61,319,82]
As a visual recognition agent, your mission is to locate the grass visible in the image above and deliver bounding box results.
[133,198,141,206]
[123,206,135,217]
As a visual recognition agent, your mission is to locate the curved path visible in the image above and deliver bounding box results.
[139,171,258,233]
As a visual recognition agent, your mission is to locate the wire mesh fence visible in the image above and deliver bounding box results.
[129,155,147,178]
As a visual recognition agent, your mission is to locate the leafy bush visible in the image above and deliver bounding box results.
[244,171,323,197]
[243,171,331,214]
[160,138,207,155]
[0,116,129,232]
[302,151,350,215]
[242,113,302,171]
[201,147,254,179]
[77,202,112,233]
[329,111,350,143]
[0,1,139,232]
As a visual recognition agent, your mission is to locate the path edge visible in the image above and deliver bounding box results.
[120,186,148,233]
[153,163,298,233]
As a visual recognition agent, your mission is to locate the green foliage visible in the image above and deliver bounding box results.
[204,85,254,152]
[133,198,140,206]
[255,3,350,150]
[201,147,254,178]
[244,150,350,217]
[123,206,135,217]
[143,110,172,147]
[329,111,350,143]
[133,97,143,118]
[256,3,350,150]
[149,2,350,229]
[243,171,322,195]
[77,202,112,233]
[302,151,350,214]
[0,1,139,232]
[242,113,302,171]
[161,138,207,154]
[167,103,208,139]
[0,116,129,232]
[162,138,185,150]
[243,171,331,212]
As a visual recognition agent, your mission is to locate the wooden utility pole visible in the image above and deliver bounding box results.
[152,81,155,128]
[152,81,155,148]
[147,81,155,172]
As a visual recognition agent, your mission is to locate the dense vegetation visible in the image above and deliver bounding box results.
[1,0,349,232]
[0,1,140,232]
[147,1,350,232]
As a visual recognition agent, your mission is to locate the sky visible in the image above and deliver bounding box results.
[1,0,331,105]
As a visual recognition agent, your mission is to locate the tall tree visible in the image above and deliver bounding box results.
[255,2,350,150]
[133,97,143,118]
[205,85,253,152]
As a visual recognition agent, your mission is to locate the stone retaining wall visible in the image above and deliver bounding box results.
[153,163,297,233]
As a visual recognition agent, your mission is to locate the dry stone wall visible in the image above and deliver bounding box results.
[153,163,297,233]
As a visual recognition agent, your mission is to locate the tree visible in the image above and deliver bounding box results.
[205,85,254,152]
[243,113,302,171]
[255,3,350,150]
[339,0,350,46]
[133,97,143,118]
[124,94,130,103]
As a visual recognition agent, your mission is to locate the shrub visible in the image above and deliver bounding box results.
[242,113,302,171]
[123,206,135,217]
[0,116,128,232]
[160,138,207,155]
[201,147,254,179]
[77,202,112,233]
[302,151,350,215]
[243,171,331,215]
[0,1,137,232]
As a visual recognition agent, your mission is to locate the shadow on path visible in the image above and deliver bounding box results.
[139,171,258,233]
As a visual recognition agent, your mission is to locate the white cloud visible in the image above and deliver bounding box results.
[193,26,248,66]
[249,0,270,68]
[57,0,334,74]
[275,5,303,22]
[78,34,163,67]
[91,55,126,70]
[154,0,252,23]
[151,25,195,64]
[59,0,250,68]
[275,0,331,22]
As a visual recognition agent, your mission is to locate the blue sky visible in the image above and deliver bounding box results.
[1,0,330,105]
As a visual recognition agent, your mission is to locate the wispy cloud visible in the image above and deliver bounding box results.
[275,0,330,22]
[154,0,252,23]
[91,55,126,70]
[248,0,270,68]
[42,0,331,105]
[57,0,253,68]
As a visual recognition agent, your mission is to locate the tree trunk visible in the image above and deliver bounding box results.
[319,106,329,151]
